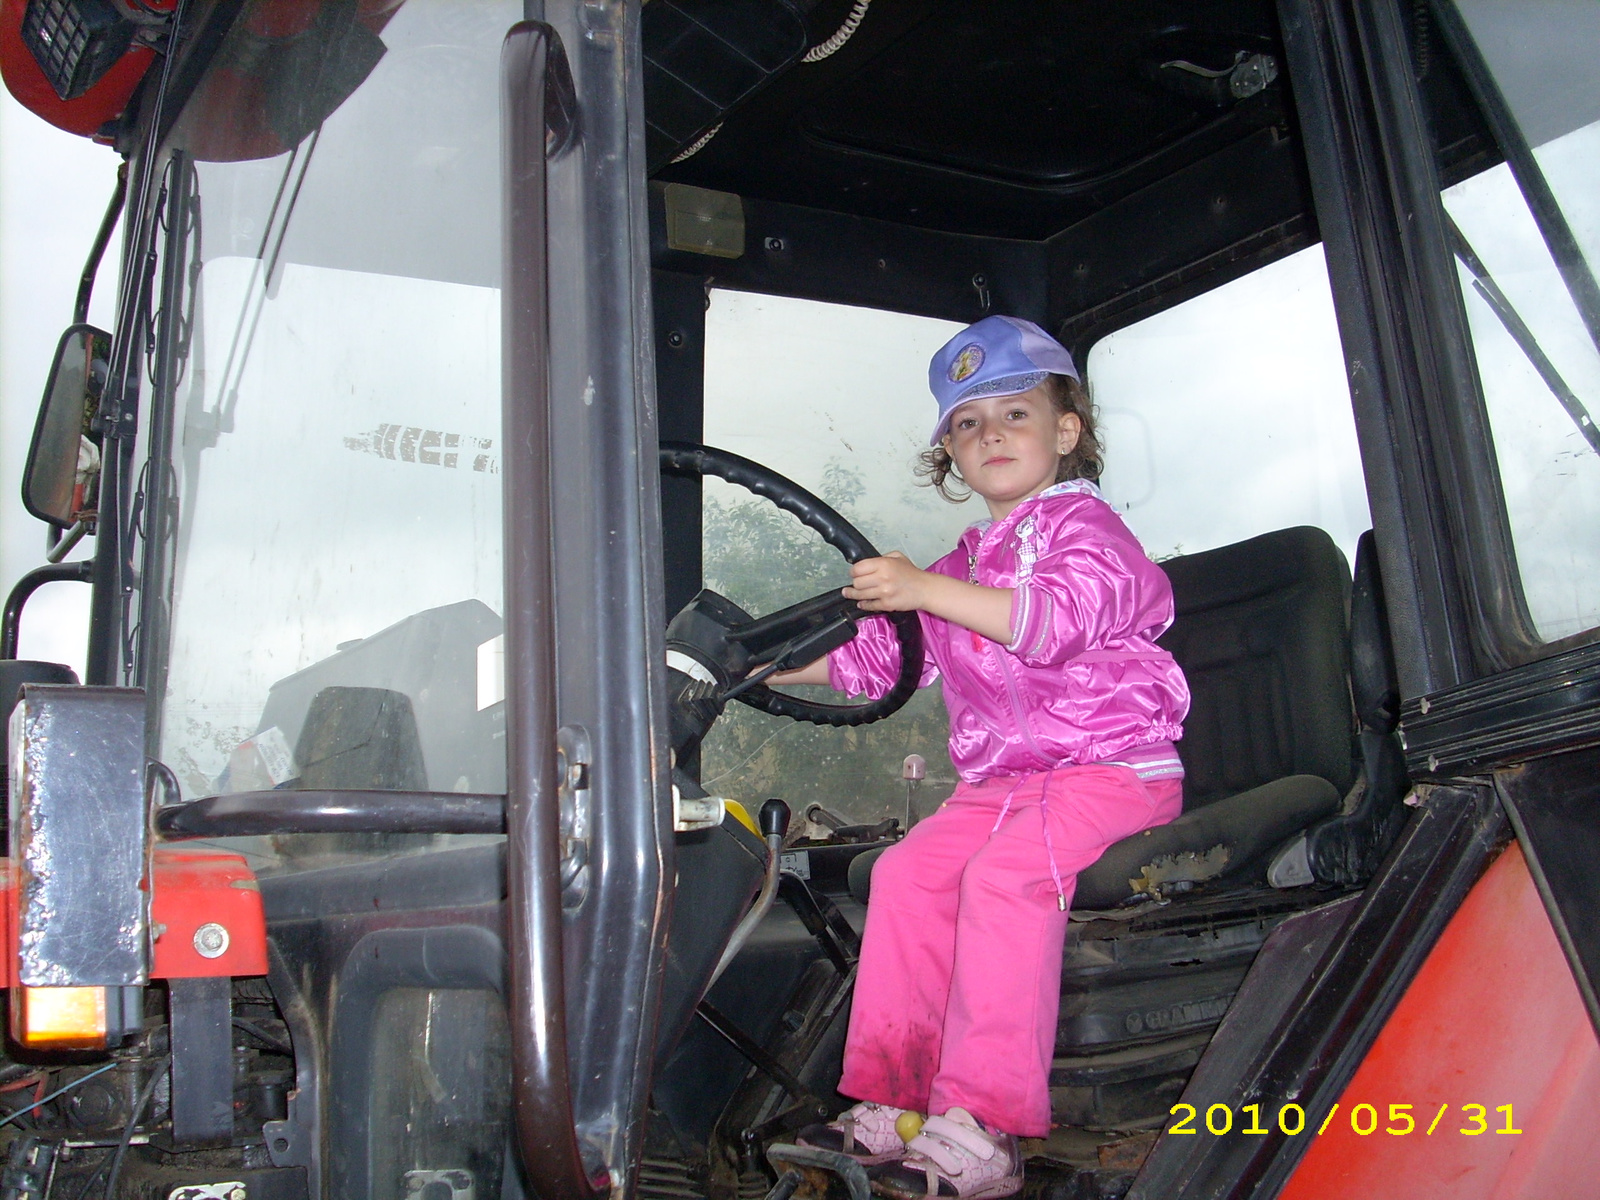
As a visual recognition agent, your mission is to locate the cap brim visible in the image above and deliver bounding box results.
[929,372,1051,444]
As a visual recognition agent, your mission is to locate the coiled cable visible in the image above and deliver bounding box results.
[804,0,872,62]
[670,0,873,163]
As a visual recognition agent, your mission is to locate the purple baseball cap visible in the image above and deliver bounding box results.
[927,316,1079,445]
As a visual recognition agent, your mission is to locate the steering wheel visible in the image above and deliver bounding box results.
[660,442,924,728]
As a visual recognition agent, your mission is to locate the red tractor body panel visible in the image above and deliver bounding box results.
[0,846,268,984]
[1282,841,1600,1199]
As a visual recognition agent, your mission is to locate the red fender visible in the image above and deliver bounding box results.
[1280,841,1600,1198]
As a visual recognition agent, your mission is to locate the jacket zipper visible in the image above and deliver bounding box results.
[996,648,1049,767]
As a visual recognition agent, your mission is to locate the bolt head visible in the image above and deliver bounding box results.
[193,922,230,959]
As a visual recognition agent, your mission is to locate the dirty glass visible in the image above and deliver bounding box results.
[143,0,519,804]
[1441,0,1600,645]
[368,988,512,1199]
[698,290,968,823]
[1087,244,1370,567]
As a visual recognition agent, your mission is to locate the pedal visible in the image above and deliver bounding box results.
[763,1144,869,1200]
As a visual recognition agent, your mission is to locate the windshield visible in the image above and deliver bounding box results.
[138,0,521,810]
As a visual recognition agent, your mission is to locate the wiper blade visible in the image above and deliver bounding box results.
[1447,215,1600,457]
[1432,0,1600,368]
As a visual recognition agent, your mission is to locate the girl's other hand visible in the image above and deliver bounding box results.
[844,552,928,612]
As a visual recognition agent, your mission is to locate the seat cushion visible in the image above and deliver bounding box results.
[1074,774,1340,908]
[847,775,1341,910]
[847,842,884,905]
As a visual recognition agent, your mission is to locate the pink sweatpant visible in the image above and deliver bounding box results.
[837,764,1183,1136]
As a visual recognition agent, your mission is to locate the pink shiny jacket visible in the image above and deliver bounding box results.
[828,480,1190,784]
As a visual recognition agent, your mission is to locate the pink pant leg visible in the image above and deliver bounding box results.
[928,767,1183,1136]
[837,782,1001,1112]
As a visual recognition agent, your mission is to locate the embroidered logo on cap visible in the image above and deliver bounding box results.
[948,343,985,383]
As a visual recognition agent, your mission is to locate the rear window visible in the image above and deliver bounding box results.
[1087,244,1370,566]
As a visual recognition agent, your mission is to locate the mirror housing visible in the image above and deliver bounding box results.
[22,325,110,529]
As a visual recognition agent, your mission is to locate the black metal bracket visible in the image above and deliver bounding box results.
[170,976,234,1146]
[2,562,94,660]
[694,1001,832,1124]
[777,874,859,976]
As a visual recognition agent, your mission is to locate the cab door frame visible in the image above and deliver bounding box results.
[1287,0,1600,1041]
[1131,0,1600,1194]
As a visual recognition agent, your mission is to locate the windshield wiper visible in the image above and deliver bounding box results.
[1432,0,1600,369]
[1446,215,1600,457]
[192,126,322,444]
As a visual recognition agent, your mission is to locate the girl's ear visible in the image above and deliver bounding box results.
[1058,411,1082,456]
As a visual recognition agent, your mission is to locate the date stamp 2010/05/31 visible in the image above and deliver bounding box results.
[1168,1102,1523,1138]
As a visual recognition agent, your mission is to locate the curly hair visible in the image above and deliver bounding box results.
[915,373,1102,503]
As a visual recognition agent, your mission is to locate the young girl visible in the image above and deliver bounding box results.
[775,316,1189,1199]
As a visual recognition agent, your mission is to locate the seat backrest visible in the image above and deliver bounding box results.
[1158,526,1355,810]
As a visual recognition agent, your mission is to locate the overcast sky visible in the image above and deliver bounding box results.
[1,91,120,678]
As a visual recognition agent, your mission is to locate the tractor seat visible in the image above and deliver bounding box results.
[849,526,1355,909]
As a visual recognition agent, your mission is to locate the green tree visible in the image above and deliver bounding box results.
[698,465,958,824]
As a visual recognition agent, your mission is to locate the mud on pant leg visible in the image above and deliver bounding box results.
[927,769,1183,1136]
[837,782,999,1113]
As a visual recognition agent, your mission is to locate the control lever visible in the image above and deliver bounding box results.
[760,797,791,840]
[708,799,791,987]
[721,616,857,703]
[903,753,926,830]
[804,802,848,836]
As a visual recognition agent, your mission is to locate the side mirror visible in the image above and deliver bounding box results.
[22,325,110,529]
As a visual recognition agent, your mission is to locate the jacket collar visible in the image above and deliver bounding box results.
[964,478,1104,542]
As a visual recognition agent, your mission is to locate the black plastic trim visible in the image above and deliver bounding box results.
[649,186,1049,327]
[1399,639,1600,775]
[1495,748,1600,1043]
[1278,0,1475,700]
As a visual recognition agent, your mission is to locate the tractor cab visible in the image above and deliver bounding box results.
[2,1,1599,1199]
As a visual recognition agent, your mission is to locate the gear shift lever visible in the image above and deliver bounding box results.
[710,798,792,986]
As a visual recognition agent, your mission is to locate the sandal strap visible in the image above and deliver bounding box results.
[907,1116,997,1174]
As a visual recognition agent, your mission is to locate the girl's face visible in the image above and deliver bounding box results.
[941,384,1081,520]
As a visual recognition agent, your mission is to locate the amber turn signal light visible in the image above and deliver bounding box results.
[11,986,108,1049]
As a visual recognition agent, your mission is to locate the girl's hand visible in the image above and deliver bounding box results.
[847,553,1017,643]
[844,552,929,612]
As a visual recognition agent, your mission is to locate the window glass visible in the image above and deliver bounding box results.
[147,0,518,803]
[699,291,967,822]
[369,988,511,1199]
[1087,245,1370,566]
[1441,0,1600,644]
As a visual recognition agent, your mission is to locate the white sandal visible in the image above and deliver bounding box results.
[797,1101,912,1165]
[868,1108,1022,1200]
